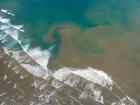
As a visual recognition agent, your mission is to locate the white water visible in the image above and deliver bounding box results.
[1,9,15,16]
[0,9,137,105]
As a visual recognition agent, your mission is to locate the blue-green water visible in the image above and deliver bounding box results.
[1,0,140,54]
[0,0,140,104]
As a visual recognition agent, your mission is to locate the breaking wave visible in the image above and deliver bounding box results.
[0,9,137,105]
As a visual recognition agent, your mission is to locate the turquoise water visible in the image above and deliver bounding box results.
[1,0,140,54]
[0,0,140,104]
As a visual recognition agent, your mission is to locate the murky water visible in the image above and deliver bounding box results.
[0,0,140,105]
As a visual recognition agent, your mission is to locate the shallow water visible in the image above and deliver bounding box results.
[0,0,140,105]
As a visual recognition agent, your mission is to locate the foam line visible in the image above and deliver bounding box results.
[0,9,137,105]
[1,9,15,16]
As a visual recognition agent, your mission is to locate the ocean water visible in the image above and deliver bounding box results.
[0,0,140,105]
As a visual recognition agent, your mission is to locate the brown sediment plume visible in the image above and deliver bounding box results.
[43,24,81,44]
[46,24,113,69]
[45,24,140,103]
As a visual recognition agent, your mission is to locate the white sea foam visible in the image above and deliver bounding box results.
[53,67,137,105]
[0,10,138,105]
[51,79,64,89]
[72,67,113,88]
[7,62,12,68]
[22,44,30,51]
[0,17,10,24]
[21,64,49,79]
[3,47,10,55]
[1,9,15,16]
[3,74,7,81]
[14,69,20,74]
[11,66,18,71]
[13,83,17,88]
[53,67,113,89]
[0,16,24,32]
[53,67,111,104]
[0,92,7,97]
[0,13,51,70]
[27,47,50,69]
